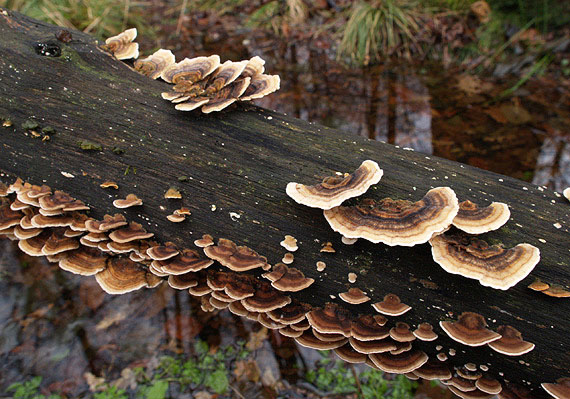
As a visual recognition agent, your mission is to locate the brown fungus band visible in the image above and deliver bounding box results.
[430,232,540,290]
[103,28,139,60]
[324,187,458,246]
[452,200,511,234]
[204,238,270,272]
[133,49,175,80]
[440,312,501,346]
[286,160,383,210]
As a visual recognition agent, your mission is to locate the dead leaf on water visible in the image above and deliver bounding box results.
[96,310,127,330]
[84,372,106,392]
[233,359,261,383]
[499,103,532,125]
[194,391,214,399]
[246,327,268,351]
[455,74,492,95]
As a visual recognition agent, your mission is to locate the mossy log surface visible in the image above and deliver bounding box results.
[0,9,569,395]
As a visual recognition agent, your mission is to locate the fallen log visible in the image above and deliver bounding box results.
[0,9,569,397]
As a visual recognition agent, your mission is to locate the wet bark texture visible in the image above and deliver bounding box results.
[0,9,569,395]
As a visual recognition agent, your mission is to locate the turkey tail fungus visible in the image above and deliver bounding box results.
[0,10,569,399]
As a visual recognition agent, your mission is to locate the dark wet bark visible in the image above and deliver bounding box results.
[0,9,568,396]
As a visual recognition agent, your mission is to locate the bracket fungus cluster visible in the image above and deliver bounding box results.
[286,160,541,291]
[0,174,563,399]
[101,29,280,113]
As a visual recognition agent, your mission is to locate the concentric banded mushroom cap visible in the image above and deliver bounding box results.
[487,325,535,356]
[59,246,108,275]
[42,230,79,255]
[334,344,367,363]
[228,301,249,317]
[168,272,199,289]
[369,350,429,374]
[389,322,416,342]
[258,313,286,330]
[440,312,501,346]
[105,28,139,60]
[241,56,265,78]
[306,303,352,337]
[146,243,179,261]
[267,302,311,325]
[453,200,511,234]
[95,257,161,294]
[475,375,503,395]
[161,55,221,84]
[390,341,412,355]
[13,225,42,240]
[211,290,234,303]
[18,231,50,256]
[351,315,390,341]
[312,330,347,342]
[564,188,570,202]
[443,376,477,391]
[295,329,348,350]
[113,193,142,208]
[286,160,383,210]
[204,238,269,271]
[200,77,251,113]
[172,96,210,111]
[206,270,231,290]
[280,235,298,252]
[542,378,570,399]
[11,198,30,210]
[109,222,153,243]
[413,360,452,380]
[194,234,214,248]
[542,285,570,298]
[413,323,438,341]
[349,337,396,354]
[448,386,494,399]
[241,282,291,312]
[290,319,311,331]
[0,203,23,229]
[205,60,248,93]
[86,214,127,233]
[224,274,256,300]
[338,287,370,304]
[155,249,213,275]
[188,280,212,296]
[262,263,288,282]
[324,187,458,246]
[372,294,411,316]
[457,366,482,380]
[528,279,549,291]
[240,74,280,101]
[31,213,74,228]
[39,191,88,211]
[134,49,176,79]
[282,252,294,264]
[270,264,314,292]
[429,233,540,290]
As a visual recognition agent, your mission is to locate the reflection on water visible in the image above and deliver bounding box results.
[532,137,570,191]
